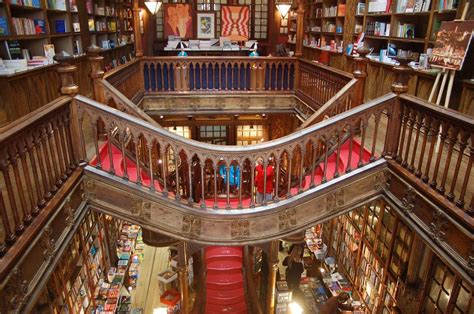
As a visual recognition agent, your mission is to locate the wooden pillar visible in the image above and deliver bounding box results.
[88,44,105,103]
[177,242,190,314]
[385,55,413,159]
[266,240,279,314]
[55,53,79,96]
[295,0,305,57]
[133,0,143,57]
[406,234,425,284]
[352,47,370,106]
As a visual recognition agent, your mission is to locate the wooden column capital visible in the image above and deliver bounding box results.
[54,54,79,96]
[392,55,413,94]
[87,45,105,79]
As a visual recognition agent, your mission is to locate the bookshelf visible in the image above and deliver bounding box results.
[0,0,135,73]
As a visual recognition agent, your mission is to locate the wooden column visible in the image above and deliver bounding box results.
[406,234,425,284]
[177,242,190,314]
[133,0,144,57]
[352,47,370,107]
[295,0,305,57]
[266,240,279,314]
[88,45,105,103]
[55,54,80,96]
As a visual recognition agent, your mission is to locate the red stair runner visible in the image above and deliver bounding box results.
[205,246,247,314]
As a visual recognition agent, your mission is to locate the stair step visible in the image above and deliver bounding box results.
[205,301,247,313]
[207,288,245,305]
[207,260,242,272]
[205,247,243,260]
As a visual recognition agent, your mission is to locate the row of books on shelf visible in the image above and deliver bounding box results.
[10,17,46,35]
[397,23,415,38]
[397,0,432,12]
[438,0,458,10]
[10,0,41,7]
[46,0,67,11]
[366,21,391,36]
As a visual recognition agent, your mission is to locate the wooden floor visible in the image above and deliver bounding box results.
[130,245,171,313]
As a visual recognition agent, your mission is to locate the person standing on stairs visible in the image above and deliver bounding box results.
[255,157,274,204]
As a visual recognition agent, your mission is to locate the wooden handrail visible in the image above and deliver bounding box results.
[0,96,78,256]
[298,58,354,80]
[75,92,397,210]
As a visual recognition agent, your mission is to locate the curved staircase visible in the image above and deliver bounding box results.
[205,246,247,314]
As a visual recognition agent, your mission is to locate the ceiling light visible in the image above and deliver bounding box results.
[145,0,162,15]
[276,2,292,19]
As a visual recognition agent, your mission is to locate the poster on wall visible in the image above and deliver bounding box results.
[429,21,474,71]
[163,3,193,39]
[197,13,215,39]
[221,5,250,41]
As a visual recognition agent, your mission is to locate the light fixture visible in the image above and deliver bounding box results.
[145,0,162,15]
[289,302,303,314]
[276,1,292,19]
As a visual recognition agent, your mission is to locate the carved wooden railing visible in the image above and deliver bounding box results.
[393,94,474,215]
[141,56,297,93]
[75,93,396,211]
[0,97,78,256]
[103,59,143,103]
[295,59,355,111]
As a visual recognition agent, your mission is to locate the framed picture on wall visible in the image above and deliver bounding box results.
[163,3,193,39]
[221,5,250,41]
[197,13,215,39]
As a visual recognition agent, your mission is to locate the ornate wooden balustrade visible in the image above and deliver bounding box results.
[75,92,396,211]
[0,96,79,257]
[391,94,474,217]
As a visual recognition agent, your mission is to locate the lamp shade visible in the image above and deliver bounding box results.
[276,3,292,19]
[145,0,162,14]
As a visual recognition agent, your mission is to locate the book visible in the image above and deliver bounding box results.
[73,40,81,54]
[69,0,78,12]
[55,20,66,33]
[8,40,22,59]
[88,19,95,31]
[72,22,80,32]
[43,44,55,62]
[34,19,46,34]
[0,17,9,36]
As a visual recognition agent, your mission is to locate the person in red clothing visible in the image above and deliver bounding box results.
[255,157,274,204]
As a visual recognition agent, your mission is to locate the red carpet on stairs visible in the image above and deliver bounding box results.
[205,246,247,314]
[90,139,372,209]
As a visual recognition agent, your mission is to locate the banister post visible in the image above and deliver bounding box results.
[54,53,85,165]
[54,52,79,96]
[352,47,370,106]
[133,0,143,57]
[385,55,413,158]
[295,0,305,58]
[87,45,106,103]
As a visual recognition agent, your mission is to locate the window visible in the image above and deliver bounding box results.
[199,125,227,144]
[376,206,395,262]
[238,0,268,39]
[237,124,264,145]
[389,221,412,277]
[166,126,191,139]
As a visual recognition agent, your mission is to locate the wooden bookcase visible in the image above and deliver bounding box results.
[0,0,135,70]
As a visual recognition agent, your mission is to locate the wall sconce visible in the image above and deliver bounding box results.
[145,0,162,15]
[276,1,292,19]
[139,9,144,34]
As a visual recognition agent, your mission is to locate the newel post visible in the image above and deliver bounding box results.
[88,45,106,103]
[385,55,413,158]
[352,47,370,107]
[295,0,305,57]
[54,53,85,165]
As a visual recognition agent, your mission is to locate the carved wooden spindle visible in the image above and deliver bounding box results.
[120,131,128,181]
[402,109,416,168]
[346,127,354,173]
[1,154,24,235]
[310,142,317,187]
[46,122,63,187]
[106,127,115,175]
[430,121,449,189]
[262,160,268,205]
[17,139,38,216]
[88,45,105,102]
[175,151,181,202]
[200,160,206,209]
[213,162,218,209]
[447,131,469,201]
[407,112,422,172]
[370,113,381,163]
[187,157,193,206]
[321,137,329,183]
[92,120,102,170]
[134,138,142,185]
[226,163,231,209]
[274,157,280,202]
[58,113,73,176]
[147,143,155,191]
[422,120,441,183]
[286,152,293,198]
[33,130,52,200]
[438,126,460,195]
[456,139,473,209]
[415,115,432,177]
[8,147,32,225]
[40,125,58,194]
[0,192,15,245]
[298,148,306,193]
[160,147,168,197]
[24,135,45,210]
[250,161,256,207]
[238,161,243,208]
